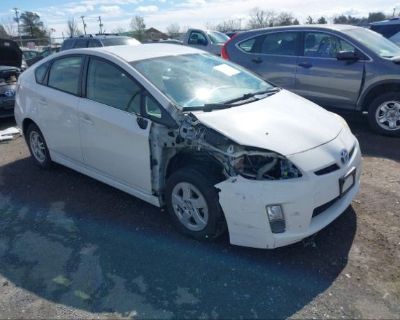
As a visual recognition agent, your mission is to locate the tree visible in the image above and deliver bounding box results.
[66,18,81,37]
[367,12,386,23]
[247,7,276,28]
[130,15,146,41]
[333,15,361,25]
[18,11,47,40]
[317,16,328,24]
[306,16,315,24]
[293,19,300,25]
[215,19,242,32]
[166,23,180,38]
[275,12,296,26]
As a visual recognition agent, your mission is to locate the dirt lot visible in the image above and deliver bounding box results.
[0,115,399,319]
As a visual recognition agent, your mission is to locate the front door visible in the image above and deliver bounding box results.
[293,31,365,109]
[78,57,152,194]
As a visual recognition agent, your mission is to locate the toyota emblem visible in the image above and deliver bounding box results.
[340,149,350,165]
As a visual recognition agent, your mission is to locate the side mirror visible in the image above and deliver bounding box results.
[337,51,359,61]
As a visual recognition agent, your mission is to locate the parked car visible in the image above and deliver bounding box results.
[370,18,400,45]
[22,49,40,61]
[222,25,400,135]
[25,46,61,67]
[15,44,361,249]
[183,29,229,55]
[0,39,22,118]
[61,34,140,51]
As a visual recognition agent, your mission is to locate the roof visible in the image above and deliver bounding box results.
[240,24,362,34]
[88,43,203,62]
[370,18,400,26]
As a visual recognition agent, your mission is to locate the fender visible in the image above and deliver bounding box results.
[357,79,400,111]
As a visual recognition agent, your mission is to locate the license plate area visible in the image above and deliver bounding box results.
[339,167,356,197]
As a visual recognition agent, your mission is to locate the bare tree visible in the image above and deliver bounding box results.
[66,18,81,37]
[112,27,127,34]
[166,23,180,38]
[215,19,242,32]
[275,12,297,26]
[247,7,276,29]
[305,16,315,24]
[130,15,146,41]
[1,18,16,37]
[0,24,8,38]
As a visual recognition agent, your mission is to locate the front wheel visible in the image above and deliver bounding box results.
[165,166,226,241]
[368,93,400,136]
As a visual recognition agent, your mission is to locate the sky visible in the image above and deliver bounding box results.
[0,0,399,37]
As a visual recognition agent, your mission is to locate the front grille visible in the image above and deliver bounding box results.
[314,163,340,176]
[312,197,339,218]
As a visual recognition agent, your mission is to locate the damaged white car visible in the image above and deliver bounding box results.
[15,44,362,249]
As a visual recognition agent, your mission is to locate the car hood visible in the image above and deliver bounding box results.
[0,39,22,68]
[193,89,343,156]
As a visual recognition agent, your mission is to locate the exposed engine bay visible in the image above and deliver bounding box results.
[0,67,20,86]
[149,113,302,200]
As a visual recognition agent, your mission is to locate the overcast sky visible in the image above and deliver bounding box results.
[0,0,399,37]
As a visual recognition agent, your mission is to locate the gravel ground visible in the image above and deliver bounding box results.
[0,116,399,319]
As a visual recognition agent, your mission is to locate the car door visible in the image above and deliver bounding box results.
[236,31,301,89]
[38,55,84,162]
[78,57,153,194]
[293,31,365,109]
[187,30,209,51]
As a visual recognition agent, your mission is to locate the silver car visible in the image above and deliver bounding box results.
[222,25,400,136]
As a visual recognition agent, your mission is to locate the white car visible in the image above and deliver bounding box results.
[14,44,362,249]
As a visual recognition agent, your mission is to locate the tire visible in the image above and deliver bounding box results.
[165,166,226,241]
[26,123,52,169]
[367,92,400,136]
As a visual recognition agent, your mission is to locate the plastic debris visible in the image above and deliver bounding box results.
[0,127,21,142]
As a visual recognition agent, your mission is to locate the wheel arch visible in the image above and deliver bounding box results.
[359,81,400,111]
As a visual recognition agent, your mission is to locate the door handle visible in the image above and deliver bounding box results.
[38,97,47,105]
[80,115,94,126]
[251,57,263,64]
[298,62,313,69]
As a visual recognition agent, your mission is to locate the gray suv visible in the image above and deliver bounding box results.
[222,25,400,135]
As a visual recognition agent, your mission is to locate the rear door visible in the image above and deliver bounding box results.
[78,56,153,193]
[293,31,365,109]
[37,55,84,162]
[235,31,301,89]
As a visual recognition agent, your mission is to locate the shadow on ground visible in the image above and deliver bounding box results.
[0,153,357,318]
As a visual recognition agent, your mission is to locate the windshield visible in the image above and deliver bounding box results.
[101,37,139,46]
[207,31,230,44]
[132,53,273,110]
[346,28,400,58]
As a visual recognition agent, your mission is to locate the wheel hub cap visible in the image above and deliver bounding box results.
[376,100,400,131]
[171,182,209,232]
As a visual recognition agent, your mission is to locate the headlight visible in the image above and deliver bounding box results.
[232,152,302,180]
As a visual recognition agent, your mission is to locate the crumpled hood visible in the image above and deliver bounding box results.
[194,89,343,156]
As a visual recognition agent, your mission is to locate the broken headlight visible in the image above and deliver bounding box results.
[233,153,302,180]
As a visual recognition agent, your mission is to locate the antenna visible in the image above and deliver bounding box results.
[80,16,87,35]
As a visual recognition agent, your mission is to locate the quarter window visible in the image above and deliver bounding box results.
[35,61,50,84]
[86,58,141,113]
[260,32,300,56]
[238,38,257,53]
[48,56,83,95]
[304,32,356,58]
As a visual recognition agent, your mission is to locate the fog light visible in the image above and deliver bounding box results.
[266,205,285,234]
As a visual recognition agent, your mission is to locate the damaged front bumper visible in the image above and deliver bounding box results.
[216,131,362,249]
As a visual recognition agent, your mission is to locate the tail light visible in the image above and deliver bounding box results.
[221,33,237,60]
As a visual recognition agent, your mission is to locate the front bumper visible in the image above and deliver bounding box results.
[216,129,362,249]
[0,97,15,118]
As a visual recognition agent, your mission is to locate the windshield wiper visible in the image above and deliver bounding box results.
[183,87,281,112]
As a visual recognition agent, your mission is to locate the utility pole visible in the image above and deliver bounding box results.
[98,16,103,34]
[13,8,22,46]
[393,8,397,18]
[80,16,87,35]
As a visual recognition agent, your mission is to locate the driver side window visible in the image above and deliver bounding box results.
[86,58,141,114]
[188,31,207,46]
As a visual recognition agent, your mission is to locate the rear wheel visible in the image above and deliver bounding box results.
[26,123,52,168]
[368,92,400,136]
[165,166,226,241]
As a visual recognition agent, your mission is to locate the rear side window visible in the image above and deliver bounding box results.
[88,39,101,47]
[260,32,300,56]
[304,32,356,58]
[86,58,141,113]
[48,56,83,95]
[35,61,50,84]
[61,39,74,50]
